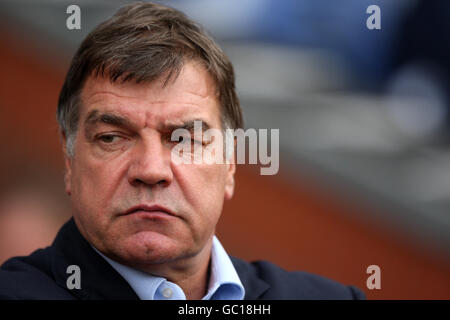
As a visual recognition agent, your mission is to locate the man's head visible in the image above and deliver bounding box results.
[56,2,243,272]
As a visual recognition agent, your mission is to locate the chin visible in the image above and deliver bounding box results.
[115,231,191,265]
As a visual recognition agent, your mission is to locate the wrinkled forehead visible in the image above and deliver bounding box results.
[78,61,221,129]
[81,60,218,101]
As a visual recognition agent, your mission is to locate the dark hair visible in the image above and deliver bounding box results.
[57,1,243,154]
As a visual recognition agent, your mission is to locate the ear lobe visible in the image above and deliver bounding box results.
[62,132,72,196]
[64,157,72,196]
[224,169,235,201]
[224,150,236,201]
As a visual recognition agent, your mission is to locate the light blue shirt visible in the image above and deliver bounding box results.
[93,236,245,300]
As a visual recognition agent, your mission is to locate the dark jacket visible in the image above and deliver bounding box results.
[0,218,365,300]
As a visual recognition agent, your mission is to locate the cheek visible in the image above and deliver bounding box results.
[174,163,228,222]
[70,155,126,216]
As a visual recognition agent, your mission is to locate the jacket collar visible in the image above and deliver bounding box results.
[230,256,270,299]
[50,217,269,300]
[50,218,139,299]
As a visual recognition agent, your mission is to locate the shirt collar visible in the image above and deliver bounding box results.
[93,236,245,300]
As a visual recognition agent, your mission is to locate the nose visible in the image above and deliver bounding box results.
[127,132,173,188]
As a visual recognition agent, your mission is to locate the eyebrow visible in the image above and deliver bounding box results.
[84,110,133,129]
[163,119,212,133]
[84,109,212,133]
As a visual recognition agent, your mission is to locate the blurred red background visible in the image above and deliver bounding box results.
[0,28,448,299]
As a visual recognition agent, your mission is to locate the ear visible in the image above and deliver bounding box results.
[62,132,73,196]
[224,139,236,201]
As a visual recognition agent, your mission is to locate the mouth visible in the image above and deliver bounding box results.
[122,204,176,219]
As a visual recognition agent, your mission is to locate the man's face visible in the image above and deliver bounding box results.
[64,61,236,269]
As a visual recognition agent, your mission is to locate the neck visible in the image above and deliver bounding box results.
[173,257,212,300]
[135,237,214,300]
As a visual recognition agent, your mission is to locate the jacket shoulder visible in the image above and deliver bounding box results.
[0,247,74,299]
[233,257,365,300]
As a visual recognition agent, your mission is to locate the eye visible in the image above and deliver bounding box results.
[173,135,185,143]
[172,135,200,144]
[184,137,204,145]
[192,138,204,145]
[98,134,121,143]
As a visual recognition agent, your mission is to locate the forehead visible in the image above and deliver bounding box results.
[79,61,220,127]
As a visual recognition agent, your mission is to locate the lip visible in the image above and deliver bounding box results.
[122,204,176,218]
